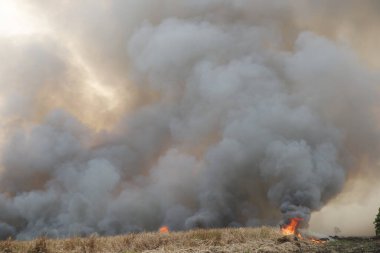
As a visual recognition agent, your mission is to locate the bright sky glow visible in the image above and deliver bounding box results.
[0,0,39,36]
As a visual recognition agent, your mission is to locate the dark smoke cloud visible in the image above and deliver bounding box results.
[0,0,379,239]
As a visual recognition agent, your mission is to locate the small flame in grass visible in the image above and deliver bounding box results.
[159,226,169,233]
[310,238,322,243]
[280,218,327,244]
[310,238,326,244]
[281,217,303,237]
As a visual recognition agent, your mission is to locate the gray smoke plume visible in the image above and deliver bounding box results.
[0,0,379,239]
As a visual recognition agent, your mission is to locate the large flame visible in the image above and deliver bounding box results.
[281,217,303,236]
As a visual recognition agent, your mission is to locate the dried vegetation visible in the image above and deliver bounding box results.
[0,227,368,253]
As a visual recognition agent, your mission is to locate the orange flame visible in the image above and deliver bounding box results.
[281,217,303,236]
[159,226,169,233]
[280,218,327,244]
[310,238,326,244]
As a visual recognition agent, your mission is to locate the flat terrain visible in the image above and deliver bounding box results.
[0,227,379,253]
[326,236,380,253]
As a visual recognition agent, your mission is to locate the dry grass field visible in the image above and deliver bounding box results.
[0,227,339,253]
[1,227,379,253]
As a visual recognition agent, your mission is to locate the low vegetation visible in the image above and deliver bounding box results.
[0,227,378,253]
[374,207,380,236]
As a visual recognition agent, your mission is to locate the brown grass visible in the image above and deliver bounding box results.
[0,227,326,253]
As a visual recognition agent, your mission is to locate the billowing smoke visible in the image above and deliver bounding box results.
[0,0,379,239]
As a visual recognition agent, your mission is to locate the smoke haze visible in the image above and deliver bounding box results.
[0,0,379,239]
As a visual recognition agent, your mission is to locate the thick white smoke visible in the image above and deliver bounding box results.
[0,0,379,239]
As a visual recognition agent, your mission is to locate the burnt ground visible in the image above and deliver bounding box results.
[273,235,380,253]
[321,236,380,253]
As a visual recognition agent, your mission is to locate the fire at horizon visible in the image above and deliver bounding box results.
[0,0,379,240]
